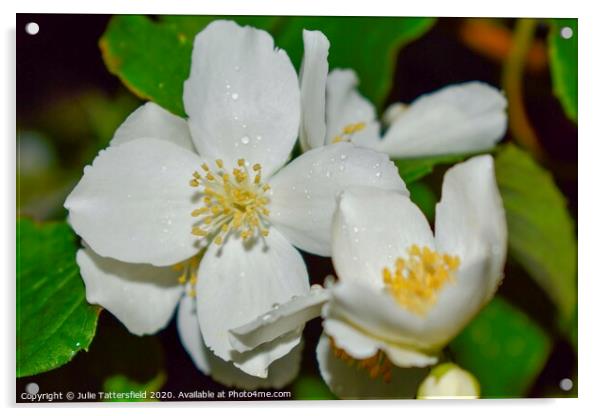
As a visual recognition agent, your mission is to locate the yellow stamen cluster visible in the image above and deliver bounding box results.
[332,122,366,143]
[172,254,202,297]
[190,159,271,245]
[383,245,460,316]
[329,338,392,383]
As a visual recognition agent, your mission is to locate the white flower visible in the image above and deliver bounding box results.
[299,30,508,157]
[231,155,506,396]
[317,155,506,397]
[64,20,406,382]
[417,363,480,399]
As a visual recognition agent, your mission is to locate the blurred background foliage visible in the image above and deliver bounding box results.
[17,14,577,400]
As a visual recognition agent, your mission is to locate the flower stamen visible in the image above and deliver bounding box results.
[329,338,392,383]
[190,159,271,245]
[332,122,366,143]
[382,245,460,316]
[172,254,202,297]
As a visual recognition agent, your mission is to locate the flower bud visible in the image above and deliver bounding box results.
[417,363,480,399]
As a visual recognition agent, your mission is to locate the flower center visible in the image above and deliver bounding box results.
[332,122,366,143]
[189,158,271,245]
[329,338,392,383]
[173,253,202,297]
[382,245,460,316]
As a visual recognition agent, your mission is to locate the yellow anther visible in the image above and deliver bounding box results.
[201,163,210,172]
[189,179,199,187]
[332,122,367,144]
[254,174,261,184]
[252,163,261,172]
[237,158,246,167]
[172,254,202,298]
[343,122,366,135]
[193,171,201,179]
[191,227,207,236]
[382,245,460,316]
[206,173,215,181]
[214,235,223,245]
[332,135,347,143]
[216,159,224,169]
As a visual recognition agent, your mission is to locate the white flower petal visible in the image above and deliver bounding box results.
[378,82,507,158]
[435,155,507,299]
[183,20,300,176]
[316,334,429,399]
[177,295,302,388]
[229,330,302,378]
[332,186,433,289]
[326,281,443,352]
[325,69,381,148]
[77,247,183,336]
[65,138,203,266]
[229,285,330,353]
[111,102,195,152]
[195,228,309,377]
[269,143,407,256]
[299,30,329,151]
[176,293,211,374]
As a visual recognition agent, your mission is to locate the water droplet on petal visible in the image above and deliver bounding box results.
[231,92,239,100]
[234,65,241,72]
[241,136,250,145]
[256,135,262,141]
[262,313,273,322]
[340,154,347,160]
[353,226,359,233]
[339,165,346,172]
[272,303,280,310]
[375,171,382,178]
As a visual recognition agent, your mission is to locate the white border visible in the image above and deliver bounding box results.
[3,0,598,415]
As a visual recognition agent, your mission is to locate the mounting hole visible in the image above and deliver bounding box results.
[560,26,573,40]
[25,22,39,35]
[559,378,573,391]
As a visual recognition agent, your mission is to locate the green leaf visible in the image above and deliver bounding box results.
[407,181,437,222]
[394,153,467,184]
[495,144,577,325]
[273,16,436,107]
[17,219,100,377]
[449,297,551,398]
[292,375,337,400]
[103,372,166,402]
[548,18,577,122]
[100,15,193,117]
[159,15,282,38]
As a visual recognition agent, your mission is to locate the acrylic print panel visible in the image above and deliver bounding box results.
[16,13,577,402]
